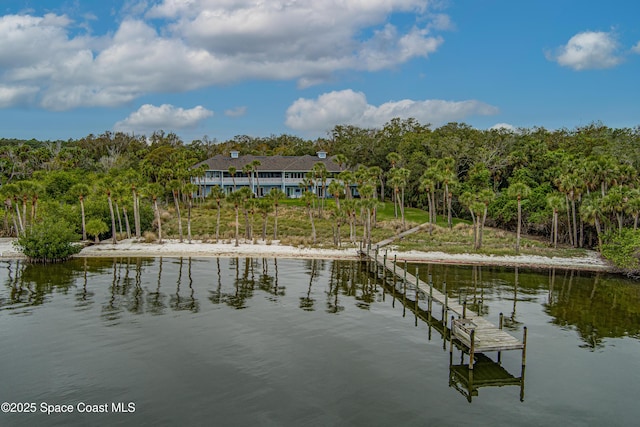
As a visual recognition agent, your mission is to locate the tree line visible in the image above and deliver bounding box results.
[2,120,640,267]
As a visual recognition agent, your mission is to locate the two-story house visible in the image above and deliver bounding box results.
[193,151,351,199]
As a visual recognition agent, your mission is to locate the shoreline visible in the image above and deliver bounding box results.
[0,238,613,272]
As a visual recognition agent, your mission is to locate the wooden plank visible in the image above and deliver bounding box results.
[365,250,525,353]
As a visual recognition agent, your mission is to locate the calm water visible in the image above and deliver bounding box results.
[1,257,639,426]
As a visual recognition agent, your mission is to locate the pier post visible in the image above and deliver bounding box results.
[463,301,467,319]
[499,312,504,329]
[442,281,448,326]
[469,329,475,370]
[383,250,387,282]
[449,315,455,356]
[402,271,407,306]
[415,268,420,303]
[403,260,407,286]
[393,255,397,289]
[374,247,379,275]
[428,280,433,316]
[522,326,528,367]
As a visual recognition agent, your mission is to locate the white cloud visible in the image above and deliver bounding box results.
[632,41,640,54]
[0,2,449,110]
[285,89,498,133]
[114,104,213,132]
[549,31,622,70]
[224,106,247,118]
[0,85,39,107]
[490,123,516,132]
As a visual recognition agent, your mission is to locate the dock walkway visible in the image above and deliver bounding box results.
[361,245,527,369]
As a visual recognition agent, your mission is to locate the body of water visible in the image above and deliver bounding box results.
[1,257,639,426]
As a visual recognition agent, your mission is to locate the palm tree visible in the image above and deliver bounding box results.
[334,153,348,171]
[436,157,456,229]
[16,180,34,230]
[602,185,627,234]
[386,152,402,215]
[581,194,604,248]
[147,183,165,243]
[169,179,183,242]
[184,183,198,243]
[507,182,531,254]
[396,168,410,230]
[476,188,495,250]
[546,192,565,248]
[239,187,254,240]
[301,190,317,244]
[251,160,262,197]
[27,182,43,223]
[228,166,237,192]
[419,173,436,232]
[226,189,244,247]
[112,184,126,236]
[357,183,377,247]
[337,170,354,200]
[625,189,640,230]
[98,179,118,244]
[207,186,225,242]
[268,188,285,240]
[69,183,90,241]
[242,164,254,196]
[257,198,273,240]
[343,198,357,243]
[0,183,21,236]
[130,182,141,238]
[327,180,344,211]
[557,173,583,247]
[312,162,328,214]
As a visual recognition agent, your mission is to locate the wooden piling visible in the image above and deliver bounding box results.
[393,255,397,288]
[522,326,528,367]
[469,329,475,370]
[449,315,455,355]
[499,312,504,329]
[442,281,448,326]
[463,301,467,318]
[383,250,387,283]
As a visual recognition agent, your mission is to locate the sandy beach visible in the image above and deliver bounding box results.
[0,237,611,271]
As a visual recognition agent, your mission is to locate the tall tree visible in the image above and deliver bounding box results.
[301,190,317,244]
[546,192,565,248]
[147,183,165,244]
[69,183,90,241]
[169,179,184,242]
[226,189,244,247]
[268,188,285,240]
[507,182,531,254]
[228,166,237,191]
[208,185,225,243]
[251,160,262,197]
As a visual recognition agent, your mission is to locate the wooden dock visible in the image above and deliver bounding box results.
[361,246,527,371]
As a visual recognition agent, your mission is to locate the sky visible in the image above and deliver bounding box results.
[1,0,639,143]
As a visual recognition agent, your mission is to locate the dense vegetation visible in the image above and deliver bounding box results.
[2,121,640,271]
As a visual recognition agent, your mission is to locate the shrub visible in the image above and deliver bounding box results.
[143,231,157,243]
[86,218,109,243]
[14,217,81,263]
[601,229,640,274]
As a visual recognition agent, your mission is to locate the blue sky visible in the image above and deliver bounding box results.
[1,0,639,142]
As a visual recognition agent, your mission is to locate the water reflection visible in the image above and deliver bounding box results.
[546,268,640,349]
[2,258,640,350]
[413,263,640,349]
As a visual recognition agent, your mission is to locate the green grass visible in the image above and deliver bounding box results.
[158,200,588,258]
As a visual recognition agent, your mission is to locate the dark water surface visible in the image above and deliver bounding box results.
[1,257,639,426]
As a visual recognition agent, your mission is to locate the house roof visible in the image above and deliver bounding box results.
[194,154,343,172]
